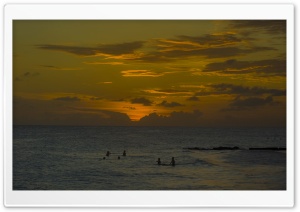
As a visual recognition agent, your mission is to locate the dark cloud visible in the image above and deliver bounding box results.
[24,72,40,77]
[14,77,22,82]
[130,33,275,62]
[14,97,132,126]
[153,89,190,94]
[96,41,144,55]
[138,110,203,126]
[123,106,136,110]
[14,72,40,82]
[53,96,81,102]
[157,100,184,107]
[155,33,243,51]
[69,107,132,125]
[37,44,96,56]
[137,46,275,61]
[40,65,79,71]
[186,96,200,101]
[223,96,274,111]
[230,20,286,34]
[40,65,59,69]
[36,41,144,56]
[177,34,242,46]
[209,83,286,97]
[90,97,102,101]
[203,59,286,76]
[130,97,152,106]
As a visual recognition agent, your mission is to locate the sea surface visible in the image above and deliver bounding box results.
[13,126,286,190]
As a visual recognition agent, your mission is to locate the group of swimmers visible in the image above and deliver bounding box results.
[103,150,126,160]
[102,151,176,166]
[156,157,176,166]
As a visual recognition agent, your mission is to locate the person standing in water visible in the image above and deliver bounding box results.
[106,151,110,157]
[170,157,175,166]
[156,158,161,165]
[123,150,126,156]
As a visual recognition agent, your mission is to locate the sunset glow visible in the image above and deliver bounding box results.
[13,20,286,127]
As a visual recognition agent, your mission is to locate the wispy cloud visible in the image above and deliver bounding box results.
[222,96,275,111]
[40,65,80,71]
[53,96,81,102]
[229,20,286,34]
[121,70,164,77]
[14,72,40,82]
[203,59,286,77]
[36,41,144,56]
[84,61,124,65]
[144,89,191,95]
[97,81,113,84]
[90,97,102,101]
[209,83,286,97]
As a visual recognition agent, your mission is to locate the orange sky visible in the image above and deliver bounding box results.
[13,20,286,127]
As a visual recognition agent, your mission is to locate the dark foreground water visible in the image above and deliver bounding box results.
[13,126,286,190]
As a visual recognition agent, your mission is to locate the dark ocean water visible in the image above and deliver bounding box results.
[13,126,286,190]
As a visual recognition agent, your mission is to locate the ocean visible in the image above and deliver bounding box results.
[13,126,286,190]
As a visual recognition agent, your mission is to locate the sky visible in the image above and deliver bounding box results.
[13,20,286,127]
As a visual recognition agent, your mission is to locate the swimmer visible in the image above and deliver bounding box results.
[170,157,175,166]
[156,158,161,165]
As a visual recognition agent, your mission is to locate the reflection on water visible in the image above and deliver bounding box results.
[13,126,286,190]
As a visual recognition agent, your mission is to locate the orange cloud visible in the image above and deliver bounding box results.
[121,70,164,77]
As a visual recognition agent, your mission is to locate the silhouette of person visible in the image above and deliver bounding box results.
[106,151,110,157]
[156,158,161,165]
[118,156,120,160]
[123,150,126,156]
[170,157,175,166]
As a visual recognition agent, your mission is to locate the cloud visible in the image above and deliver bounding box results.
[40,65,80,71]
[138,110,203,126]
[112,98,126,102]
[69,107,132,125]
[84,61,124,65]
[53,96,81,102]
[161,46,275,59]
[230,20,286,34]
[133,33,275,61]
[186,96,200,101]
[123,106,136,110]
[97,81,113,84]
[133,46,275,62]
[156,33,243,51]
[144,89,191,95]
[90,97,102,101]
[14,72,40,82]
[223,96,275,111]
[157,100,184,107]
[203,59,286,77]
[14,98,132,126]
[37,31,277,63]
[176,33,242,47]
[209,83,286,97]
[130,97,152,106]
[121,70,164,77]
[36,41,144,56]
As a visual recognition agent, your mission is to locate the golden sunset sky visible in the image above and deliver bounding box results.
[13,20,286,127]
